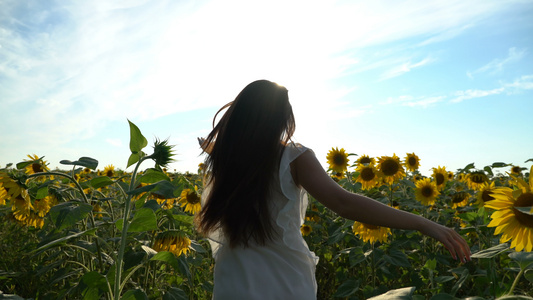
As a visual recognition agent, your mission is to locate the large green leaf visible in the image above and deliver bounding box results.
[48,201,94,230]
[162,288,188,300]
[509,251,533,270]
[150,251,180,270]
[128,119,148,154]
[115,208,158,233]
[33,228,96,253]
[90,176,115,189]
[333,279,360,298]
[368,287,415,300]
[471,243,509,259]
[81,271,109,291]
[121,289,148,300]
[139,168,170,184]
[59,157,99,170]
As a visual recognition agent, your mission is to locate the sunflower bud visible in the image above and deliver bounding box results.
[149,139,175,168]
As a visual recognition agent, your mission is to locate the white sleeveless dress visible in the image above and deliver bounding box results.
[203,143,319,300]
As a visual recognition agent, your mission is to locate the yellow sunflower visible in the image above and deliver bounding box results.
[403,153,420,172]
[412,174,423,182]
[467,171,489,191]
[414,178,440,206]
[178,186,202,214]
[0,172,25,200]
[331,171,345,181]
[450,191,470,208]
[510,165,522,176]
[301,224,312,236]
[153,230,191,256]
[0,186,7,206]
[24,154,50,174]
[326,147,350,173]
[432,166,448,190]
[354,163,381,190]
[103,164,116,177]
[485,166,533,252]
[447,171,455,181]
[456,173,467,183]
[153,193,176,210]
[377,154,405,184]
[352,221,391,244]
[11,190,33,222]
[356,154,375,166]
[475,181,497,207]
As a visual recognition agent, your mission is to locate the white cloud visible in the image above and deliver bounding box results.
[379,57,434,80]
[468,47,527,78]
[383,95,445,107]
[450,88,505,103]
[504,75,533,90]
[106,138,123,147]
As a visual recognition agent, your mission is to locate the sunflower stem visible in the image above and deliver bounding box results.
[507,267,525,296]
[113,156,148,300]
[27,171,105,271]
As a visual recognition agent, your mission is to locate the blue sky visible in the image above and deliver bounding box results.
[1,0,532,176]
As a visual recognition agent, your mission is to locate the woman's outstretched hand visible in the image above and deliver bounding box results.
[419,220,471,263]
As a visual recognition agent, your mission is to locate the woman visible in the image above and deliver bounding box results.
[197,80,470,299]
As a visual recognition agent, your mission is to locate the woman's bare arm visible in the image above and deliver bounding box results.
[291,150,471,262]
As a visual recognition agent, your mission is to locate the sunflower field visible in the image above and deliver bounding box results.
[1,122,532,300]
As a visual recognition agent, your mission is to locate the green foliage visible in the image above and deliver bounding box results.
[1,120,532,299]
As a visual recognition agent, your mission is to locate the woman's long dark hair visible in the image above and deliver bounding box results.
[197,80,296,248]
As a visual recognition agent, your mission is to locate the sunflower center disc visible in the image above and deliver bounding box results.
[421,186,434,198]
[333,155,346,166]
[435,173,445,186]
[482,190,495,203]
[360,168,375,181]
[381,160,399,176]
[360,157,371,164]
[363,223,379,230]
[32,163,43,173]
[513,192,533,228]
[408,157,417,166]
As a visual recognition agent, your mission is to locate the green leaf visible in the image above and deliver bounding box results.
[128,208,158,232]
[33,228,96,253]
[333,279,360,298]
[496,296,533,300]
[162,287,188,300]
[90,176,115,189]
[16,159,38,170]
[139,168,170,184]
[525,269,533,282]
[36,186,49,199]
[524,158,533,163]
[471,243,509,259]
[492,162,509,168]
[509,251,533,270]
[151,251,180,270]
[81,271,108,290]
[429,294,458,300]
[383,249,411,268]
[60,157,98,170]
[368,287,416,300]
[121,289,148,300]
[48,201,94,231]
[127,153,142,169]
[128,119,148,154]
[484,166,494,176]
